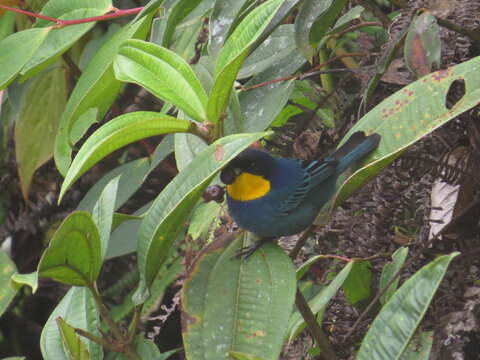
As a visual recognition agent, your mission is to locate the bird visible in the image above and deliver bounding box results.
[220,131,381,259]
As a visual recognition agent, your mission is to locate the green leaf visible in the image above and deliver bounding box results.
[107,203,151,259]
[33,0,111,27]
[356,253,459,360]
[15,64,67,198]
[187,201,221,240]
[59,112,193,201]
[78,136,173,212]
[230,352,265,360]
[309,0,349,45]
[0,10,16,41]
[21,7,112,79]
[37,211,101,286]
[239,24,296,79]
[54,13,152,175]
[133,0,165,22]
[294,0,333,60]
[334,56,480,208]
[182,233,296,360]
[114,39,208,122]
[287,262,353,342]
[174,132,208,170]
[56,317,90,360]
[0,28,50,89]
[161,0,204,48]
[207,0,285,123]
[342,261,372,306]
[404,11,441,78]
[11,272,39,293]
[208,0,250,56]
[135,131,269,303]
[380,247,409,305]
[92,177,119,259]
[0,250,17,317]
[40,287,102,360]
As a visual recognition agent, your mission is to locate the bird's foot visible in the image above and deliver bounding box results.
[232,237,273,261]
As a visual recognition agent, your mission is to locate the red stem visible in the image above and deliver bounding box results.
[0,5,143,27]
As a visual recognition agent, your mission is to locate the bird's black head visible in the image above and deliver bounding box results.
[220,148,275,185]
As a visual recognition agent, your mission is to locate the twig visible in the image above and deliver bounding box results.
[328,21,382,40]
[75,328,117,352]
[295,289,338,360]
[0,5,143,27]
[243,52,374,91]
[435,16,480,41]
[289,225,316,259]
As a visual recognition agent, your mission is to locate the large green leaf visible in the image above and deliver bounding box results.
[59,112,194,201]
[15,64,67,198]
[37,211,101,286]
[207,0,285,124]
[40,287,102,360]
[135,131,269,303]
[0,250,17,317]
[182,233,296,360]
[54,13,152,176]
[356,253,458,360]
[334,56,480,208]
[287,262,352,342]
[114,40,208,122]
[0,28,50,89]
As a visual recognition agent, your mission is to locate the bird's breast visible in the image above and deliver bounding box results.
[226,173,271,201]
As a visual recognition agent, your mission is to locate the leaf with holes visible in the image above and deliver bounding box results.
[334,57,480,208]
[182,233,296,360]
[38,211,101,286]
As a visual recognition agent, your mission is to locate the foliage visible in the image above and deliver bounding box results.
[0,0,477,359]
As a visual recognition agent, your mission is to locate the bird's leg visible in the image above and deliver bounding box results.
[234,237,275,261]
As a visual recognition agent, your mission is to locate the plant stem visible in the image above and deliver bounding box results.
[0,5,143,27]
[75,328,117,352]
[295,289,338,360]
[87,282,140,360]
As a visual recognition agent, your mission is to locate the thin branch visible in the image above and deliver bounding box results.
[0,5,143,27]
[75,328,117,352]
[242,52,375,91]
[435,16,480,41]
[295,289,338,360]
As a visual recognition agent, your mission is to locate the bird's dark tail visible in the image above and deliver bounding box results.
[331,131,380,173]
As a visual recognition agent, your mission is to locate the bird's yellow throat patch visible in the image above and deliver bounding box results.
[227,173,270,201]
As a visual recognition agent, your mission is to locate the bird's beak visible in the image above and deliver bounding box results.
[220,166,241,185]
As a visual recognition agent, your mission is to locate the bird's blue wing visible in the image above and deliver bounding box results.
[276,159,338,215]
